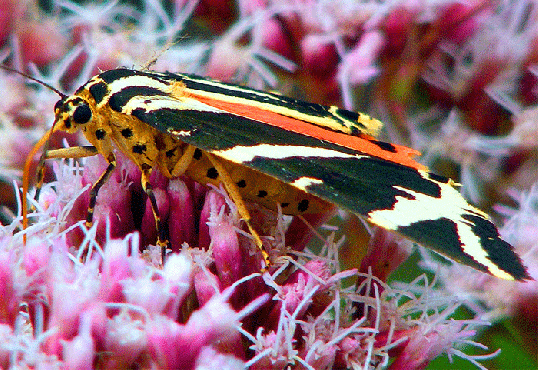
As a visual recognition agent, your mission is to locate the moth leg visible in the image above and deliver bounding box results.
[140,166,168,262]
[34,146,99,209]
[42,145,99,159]
[205,153,271,269]
[169,145,196,177]
[86,153,116,230]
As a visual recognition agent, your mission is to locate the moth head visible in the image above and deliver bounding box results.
[54,96,93,133]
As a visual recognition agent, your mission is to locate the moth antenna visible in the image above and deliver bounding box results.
[0,65,67,99]
[22,127,54,244]
[1,65,65,243]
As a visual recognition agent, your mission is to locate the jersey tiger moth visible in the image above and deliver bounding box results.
[15,67,529,281]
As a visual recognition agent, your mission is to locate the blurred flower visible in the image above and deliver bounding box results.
[338,31,384,109]
[16,16,68,67]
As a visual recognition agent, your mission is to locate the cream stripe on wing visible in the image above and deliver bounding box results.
[366,181,512,280]
[104,75,170,95]
[213,144,364,163]
[291,177,324,191]
[122,96,226,115]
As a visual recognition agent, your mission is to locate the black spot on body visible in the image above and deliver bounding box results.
[89,82,108,104]
[206,167,219,179]
[193,149,203,160]
[281,203,289,208]
[257,190,268,198]
[95,129,106,140]
[121,128,133,138]
[237,179,246,188]
[166,149,176,158]
[132,144,146,154]
[63,120,71,129]
[154,135,166,151]
[298,199,309,212]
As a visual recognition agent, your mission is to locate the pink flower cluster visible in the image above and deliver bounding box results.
[0,197,498,368]
[0,224,269,368]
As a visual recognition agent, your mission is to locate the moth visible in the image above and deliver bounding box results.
[17,67,529,280]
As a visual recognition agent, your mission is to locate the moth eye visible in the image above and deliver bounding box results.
[73,103,92,124]
[54,100,63,112]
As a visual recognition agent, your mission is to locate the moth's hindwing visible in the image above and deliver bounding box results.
[83,68,529,281]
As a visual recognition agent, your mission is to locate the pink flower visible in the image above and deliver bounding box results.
[62,312,95,370]
[0,0,21,44]
[338,31,384,108]
[167,179,196,248]
[193,268,221,307]
[45,253,100,355]
[359,227,410,283]
[198,189,225,250]
[195,346,246,368]
[0,251,19,326]
[301,35,339,77]
[207,196,243,288]
[101,308,147,369]
[147,287,267,369]
[16,17,68,67]
[387,322,493,370]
